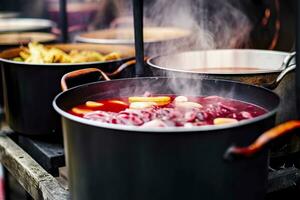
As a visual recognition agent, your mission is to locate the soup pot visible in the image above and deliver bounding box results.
[54,70,300,200]
[0,44,135,135]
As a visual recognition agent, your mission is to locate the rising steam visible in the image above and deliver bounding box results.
[144,0,252,55]
[116,0,252,96]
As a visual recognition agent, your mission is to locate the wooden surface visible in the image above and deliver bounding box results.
[0,131,69,200]
[18,135,65,176]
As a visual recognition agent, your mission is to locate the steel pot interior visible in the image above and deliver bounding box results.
[147,49,290,75]
[54,77,280,133]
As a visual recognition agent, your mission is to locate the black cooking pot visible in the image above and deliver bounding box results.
[0,44,135,135]
[53,69,300,200]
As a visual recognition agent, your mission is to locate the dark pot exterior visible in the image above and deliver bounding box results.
[0,44,134,135]
[1,61,131,135]
[54,77,280,200]
[63,117,273,200]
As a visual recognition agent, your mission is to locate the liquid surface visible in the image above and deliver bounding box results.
[69,95,267,128]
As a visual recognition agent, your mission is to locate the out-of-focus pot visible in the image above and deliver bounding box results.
[75,27,192,55]
[0,12,19,19]
[0,32,57,51]
[0,18,55,33]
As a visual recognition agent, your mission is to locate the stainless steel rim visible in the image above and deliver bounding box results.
[147,49,290,75]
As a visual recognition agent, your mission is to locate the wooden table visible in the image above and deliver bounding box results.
[0,131,69,200]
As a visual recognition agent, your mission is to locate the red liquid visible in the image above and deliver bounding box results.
[69,95,267,127]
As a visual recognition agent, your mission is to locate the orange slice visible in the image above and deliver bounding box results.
[85,101,103,107]
[72,107,93,115]
[213,118,238,125]
[128,96,171,106]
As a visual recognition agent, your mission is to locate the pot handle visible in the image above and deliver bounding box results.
[107,57,148,77]
[264,52,296,90]
[61,68,110,91]
[224,120,300,161]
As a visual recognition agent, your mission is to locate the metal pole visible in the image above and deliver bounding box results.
[297,0,300,118]
[133,0,144,77]
[59,0,68,43]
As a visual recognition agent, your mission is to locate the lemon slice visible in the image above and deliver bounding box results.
[72,107,93,115]
[85,101,103,107]
[213,118,238,125]
[128,96,171,106]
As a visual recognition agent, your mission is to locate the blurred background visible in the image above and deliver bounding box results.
[0,0,298,199]
[0,0,296,52]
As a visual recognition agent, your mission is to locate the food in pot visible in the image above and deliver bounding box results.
[12,42,121,63]
[69,94,266,127]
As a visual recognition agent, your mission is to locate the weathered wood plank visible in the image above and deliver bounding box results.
[0,133,69,200]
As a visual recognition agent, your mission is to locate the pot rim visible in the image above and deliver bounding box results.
[147,49,290,75]
[0,18,55,33]
[0,56,135,67]
[53,77,280,133]
[75,27,191,45]
[0,44,135,67]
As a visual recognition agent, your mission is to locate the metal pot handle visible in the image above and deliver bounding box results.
[107,57,148,77]
[61,68,110,91]
[264,52,296,90]
[224,120,300,161]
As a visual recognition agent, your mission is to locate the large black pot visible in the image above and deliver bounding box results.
[0,44,135,135]
[54,74,294,200]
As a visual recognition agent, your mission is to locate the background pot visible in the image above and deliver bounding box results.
[0,43,135,135]
[75,27,192,55]
[147,49,296,124]
[54,75,281,200]
[0,32,58,116]
[0,12,19,19]
[0,32,57,52]
[0,18,55,33]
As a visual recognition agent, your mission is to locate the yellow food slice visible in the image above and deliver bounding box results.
[104,52,121,61]
[175,101,202,109]
[129,102,157,109]
[128,96,171,106]
[213,118,238,125]
[108,100,128,106]
[174,96,188,103]
[72,107,93,115]
[85,101,103,107]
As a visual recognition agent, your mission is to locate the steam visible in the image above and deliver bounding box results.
[143,0,252,55]
[116,0,252,97]
[143,0,251,97]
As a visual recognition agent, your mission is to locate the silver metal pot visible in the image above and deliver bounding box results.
[146,50,296,124]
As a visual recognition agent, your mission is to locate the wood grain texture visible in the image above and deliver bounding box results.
[0,133,69,200]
